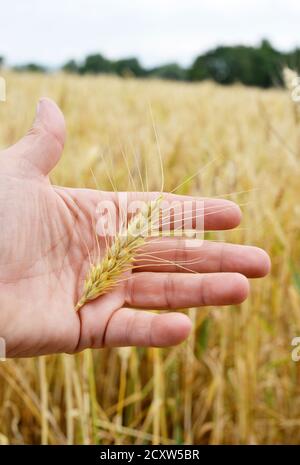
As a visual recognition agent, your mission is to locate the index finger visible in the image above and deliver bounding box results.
[61,188,242,231]
[127,192,242,231]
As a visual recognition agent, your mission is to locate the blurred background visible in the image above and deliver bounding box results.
[1,0,300,86]
[0,0,300,445]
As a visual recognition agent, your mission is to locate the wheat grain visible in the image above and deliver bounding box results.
[75,195,162,311]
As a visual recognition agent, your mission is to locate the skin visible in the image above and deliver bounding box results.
[0,98,271,357]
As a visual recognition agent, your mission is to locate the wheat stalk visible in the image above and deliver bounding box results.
[75,195,162,311]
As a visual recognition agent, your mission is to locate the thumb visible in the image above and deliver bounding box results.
[8,98,66,176]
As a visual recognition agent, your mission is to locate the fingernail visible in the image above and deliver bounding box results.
[36,99,41,116]
[36,98,45,116]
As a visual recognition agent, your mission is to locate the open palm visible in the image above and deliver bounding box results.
[0,99,270,357]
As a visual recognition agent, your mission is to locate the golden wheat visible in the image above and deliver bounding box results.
[75,195,162,311]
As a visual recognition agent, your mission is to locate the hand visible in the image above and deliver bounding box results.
[0,98,270,357]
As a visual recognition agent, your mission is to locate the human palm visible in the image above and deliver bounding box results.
[0,99,270,357]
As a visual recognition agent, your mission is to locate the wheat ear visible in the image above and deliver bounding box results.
[75,195,162,311]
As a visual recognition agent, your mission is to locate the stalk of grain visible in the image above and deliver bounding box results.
[75,195,162,311]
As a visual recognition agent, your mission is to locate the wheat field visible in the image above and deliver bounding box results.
[0,71,300,444]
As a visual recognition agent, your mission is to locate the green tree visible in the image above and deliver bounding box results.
[14,63,46,73]
[113,58,145,77]
[189,41,282,88]
[284,47,300,77]
[149,63,187,81]
[80,54,112,74]
[62,59,79,73]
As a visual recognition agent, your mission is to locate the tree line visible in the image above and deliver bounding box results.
[1,40,300,88]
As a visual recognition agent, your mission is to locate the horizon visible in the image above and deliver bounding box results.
[0,39,299,71]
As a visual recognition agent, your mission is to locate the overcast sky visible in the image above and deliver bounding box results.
[0,0,299,67]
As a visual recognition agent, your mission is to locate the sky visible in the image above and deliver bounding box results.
[0,0,299,68]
